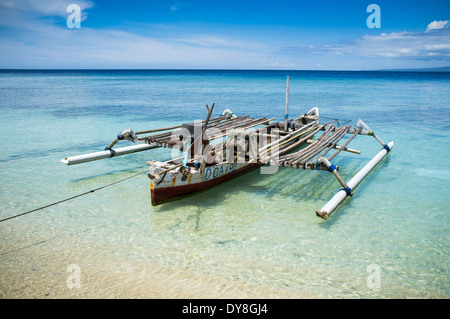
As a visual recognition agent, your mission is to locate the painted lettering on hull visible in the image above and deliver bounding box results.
[204,163,237,181]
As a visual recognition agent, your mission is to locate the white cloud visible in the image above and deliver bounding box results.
[426,20,450,32]
[281,27,450,62]
[0,0,94,28]
[171,35,267,50]
[262,61,296,68]
[0,22,267,68]
[354,29,450,60]
[0,0,271,69]
[0,0,93,17]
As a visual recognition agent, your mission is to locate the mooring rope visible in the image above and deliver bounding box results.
[0,169,148,223]
[319,116,353,127]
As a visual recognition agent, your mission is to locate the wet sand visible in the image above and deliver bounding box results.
[1,230,314,299]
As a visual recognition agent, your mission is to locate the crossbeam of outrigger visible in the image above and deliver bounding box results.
[60,77,394,220]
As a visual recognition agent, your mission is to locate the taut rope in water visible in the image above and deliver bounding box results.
[0,169,148,223]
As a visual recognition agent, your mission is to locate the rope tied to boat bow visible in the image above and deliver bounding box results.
[0,169,148,223]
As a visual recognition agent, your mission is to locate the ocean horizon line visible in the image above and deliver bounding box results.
[1,67,449,73]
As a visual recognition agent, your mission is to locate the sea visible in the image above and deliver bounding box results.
[0,69,449,298]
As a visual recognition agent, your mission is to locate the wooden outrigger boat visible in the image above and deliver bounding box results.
[61,77,394,219]
[145,105,319,206]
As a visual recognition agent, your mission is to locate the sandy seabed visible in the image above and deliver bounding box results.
[0,232,314,299]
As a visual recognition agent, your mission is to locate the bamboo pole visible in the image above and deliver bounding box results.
[280,125,334,162]
[289,126,346,167]
[260,125,323,165]
[313,125,351,162]
[135,114,229,135]
[198,117,275,147]
[305,139,360,154]
[327,126,362,161]
[199,103,216,174]
[318,125,374,136]
[141,115,250,144]
[137,115,237,142]
[284,76,289,132]
[259,121,319,154]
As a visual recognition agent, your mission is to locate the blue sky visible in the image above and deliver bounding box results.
[0,0,449,69]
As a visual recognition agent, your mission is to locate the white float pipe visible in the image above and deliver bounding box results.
[316,141,394,219]
[60,143,158,165]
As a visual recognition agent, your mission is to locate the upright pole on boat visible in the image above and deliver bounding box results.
[183,140,190,168]
[202,103,215,137]
[199,103,215,174]
[284,76,289,132]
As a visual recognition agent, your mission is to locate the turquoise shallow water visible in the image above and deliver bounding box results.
[0,70,449,298]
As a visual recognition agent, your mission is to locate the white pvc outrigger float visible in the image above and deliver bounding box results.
[60,143,158,165]
[315,119,394,220]
[60,128,160,165]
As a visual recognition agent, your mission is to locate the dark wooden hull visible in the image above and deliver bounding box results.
[151,163,260,206]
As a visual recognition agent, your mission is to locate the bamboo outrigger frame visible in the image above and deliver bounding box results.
[61,77,394,220]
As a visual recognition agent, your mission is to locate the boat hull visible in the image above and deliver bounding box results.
[150,162,260,206]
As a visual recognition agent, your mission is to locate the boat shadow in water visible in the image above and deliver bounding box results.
[151,165,336,214]
[151,169,265,213]
[151,155,394,228]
